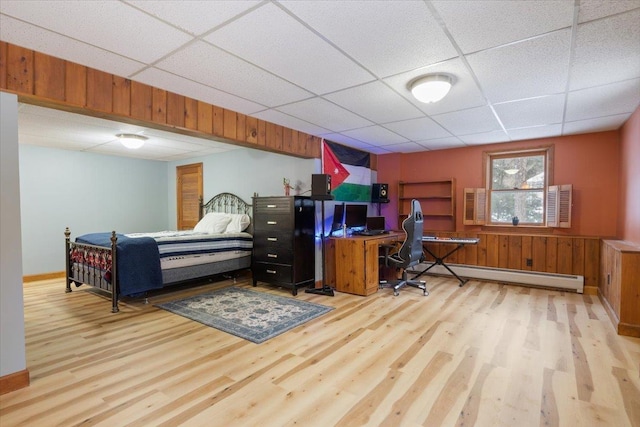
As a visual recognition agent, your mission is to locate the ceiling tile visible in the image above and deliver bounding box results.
[416,137,465,151]
[134,67,265,115]
[205,2,374,95]
[379,142,430,153]
[459,130,510,145]
[252,109,332,136]
[125,0,260,36]
[383,57,487,116]
[277,98,373,132]
[563,113,631,135]
[432,106,502,136]
[0,15,146,78]
[433,0,574,53]
[467,29,572,103]
[280,0,457,77]
[493,95,565,129]
[383,117,453,141]
[570,9,640,90]
[320,133,365,146]
[565,78,640,122]
[0,0,193,63]
[324,81,423,124]
[578,0,640,23]
[155,41,313,107]
[18,134,101,151]
[506,124,564,141]
[341,126,409,146]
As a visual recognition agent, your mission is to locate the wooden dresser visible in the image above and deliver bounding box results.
[252,196,315,295]
[599,240,640,337]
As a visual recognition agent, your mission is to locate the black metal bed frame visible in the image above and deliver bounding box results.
[64,192,252,313]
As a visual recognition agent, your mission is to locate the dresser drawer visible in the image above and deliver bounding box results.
[252,262,292,284]
[253,244,293,264]
[253,243,294,264]
[253,213,294,231]
[253,231,292,247]
[253,197,292,214]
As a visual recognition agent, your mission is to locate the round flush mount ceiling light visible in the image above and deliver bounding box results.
[409,74,454,104]
[116,133,148,149]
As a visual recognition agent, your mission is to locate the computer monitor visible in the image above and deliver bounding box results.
[345,204,367,231]
[330,203,345,235]
[366,216,386,231]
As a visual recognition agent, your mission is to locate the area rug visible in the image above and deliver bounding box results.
[156,287,334,344]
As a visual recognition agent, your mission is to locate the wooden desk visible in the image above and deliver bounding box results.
[328,232,403,296]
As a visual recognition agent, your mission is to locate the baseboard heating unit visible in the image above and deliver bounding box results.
[412,264,584,293]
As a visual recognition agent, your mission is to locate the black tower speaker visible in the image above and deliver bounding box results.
[311,174,333,200]
[371,183,389,203]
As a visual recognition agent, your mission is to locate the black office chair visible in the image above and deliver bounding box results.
[379,199,428,296]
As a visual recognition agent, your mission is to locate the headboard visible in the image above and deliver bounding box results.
[200,192,253,234]
[200,192,252,216]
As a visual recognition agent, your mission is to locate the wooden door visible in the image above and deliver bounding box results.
[177,163,203,230]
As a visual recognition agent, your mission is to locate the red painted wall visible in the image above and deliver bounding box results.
[620,106,640,244]
[377,131,621,237]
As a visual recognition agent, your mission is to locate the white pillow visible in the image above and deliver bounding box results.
[225,214,251,233]
[194,213,232,234]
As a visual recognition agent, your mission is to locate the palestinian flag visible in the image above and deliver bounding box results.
[323,140,371,202]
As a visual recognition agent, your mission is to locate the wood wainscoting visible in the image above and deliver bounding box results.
[421,232,600,293]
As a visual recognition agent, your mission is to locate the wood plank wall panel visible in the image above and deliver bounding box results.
[130,81,152,121]
[184,97,198,130]
[166,92,185,128]
[6,44,33,94]
[246,116,258,145]
[213,106,224,137]
[34,52,65,101]
[423,232,601,290]
[223,109,237,140]
[0,42,320,159]
[0,42,7,89]
[197,101,213,134]
[152,87,167,124]
[86,68,113,112]
[65,62,87,106]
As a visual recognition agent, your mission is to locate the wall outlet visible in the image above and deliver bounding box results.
[526,258,533,267]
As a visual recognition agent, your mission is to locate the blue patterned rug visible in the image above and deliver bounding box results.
[156,287,333,344]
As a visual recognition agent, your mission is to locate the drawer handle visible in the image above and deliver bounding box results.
[267,237,278,242]
[267,221,277,225]
[266,269,277,274]
[267,253,278,258]
[267,204,277,208]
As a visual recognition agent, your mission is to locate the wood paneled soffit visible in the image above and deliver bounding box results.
[0,41,320,159]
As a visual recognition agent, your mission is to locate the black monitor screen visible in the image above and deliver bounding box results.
[331,203,345,233]
[345,204,367,230]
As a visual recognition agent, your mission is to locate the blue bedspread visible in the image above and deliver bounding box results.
[76,233,163,296]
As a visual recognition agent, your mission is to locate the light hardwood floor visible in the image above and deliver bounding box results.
[1,274,639,427]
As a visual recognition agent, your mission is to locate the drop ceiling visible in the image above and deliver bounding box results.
[1,0,639,160]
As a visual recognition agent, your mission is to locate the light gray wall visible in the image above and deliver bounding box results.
[19,146,168,275]
[167,148,319,227]
[1,92,26,377]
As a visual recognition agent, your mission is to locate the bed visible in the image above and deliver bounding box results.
[64,192,253,312]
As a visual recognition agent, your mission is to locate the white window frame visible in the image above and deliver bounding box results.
[485,147,551,226]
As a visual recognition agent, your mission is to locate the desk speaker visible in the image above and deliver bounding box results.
[371,183,389,203]
[312,174,332,198]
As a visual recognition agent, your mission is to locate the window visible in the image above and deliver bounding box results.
[488,150,547,225]
[464,146,571,228]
